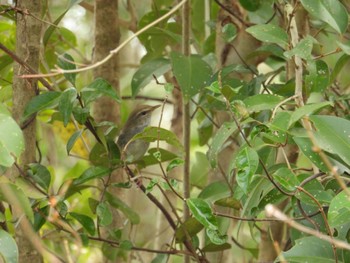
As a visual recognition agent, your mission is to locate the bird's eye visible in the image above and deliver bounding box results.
[141,111,147,116]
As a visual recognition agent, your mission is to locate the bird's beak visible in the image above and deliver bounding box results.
[150,105,161,111]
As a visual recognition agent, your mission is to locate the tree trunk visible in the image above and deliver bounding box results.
[12,0,42,262]
[92,1,122,262]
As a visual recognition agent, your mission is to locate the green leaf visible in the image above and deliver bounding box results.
[151,253,168,263]
[72,166,111,185]
[120,240,133,250]
[130,127,183,150]
[131,58,171,97]
[43,0,82,46]
[166,158,184,172]
[145,179,158,194]
[305,60,330,93]
[206,229,227,245]
[309,115,350,165]
[243,94,284,112]
[0,183,34,222]
[273,167,299,192]
[105,192,140,224]
[23,91,61,120]
[289,102,333,128]
[81,78,120,105]
[328,189,350,227]
[186,198,218,230]
[27,163,51,191]
[66,130,83,155]
[330,54,350,83]
[246,24,288,47]
[282,236,336,262]
[284,36,314,60]
[0,229,18,263]
[175,217,204,243]
[239,0,261,11]
[96,202,113,227]
[294,137,328,172]
[300,0,348,34]
[208,122,237,168]
[222,23,237,43]
[235,147,259,194]
[57,53,76,86]
[198,181,231,203]
[170,52,212,101]
[70,212,96,235]
[336,40,350,55]
[0,114,24,167]
[59,87,77,126]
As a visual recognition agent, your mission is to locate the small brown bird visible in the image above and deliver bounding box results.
[116,104,160,162]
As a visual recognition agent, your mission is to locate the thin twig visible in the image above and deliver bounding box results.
[21,0,188,78]
[265,204,350,251]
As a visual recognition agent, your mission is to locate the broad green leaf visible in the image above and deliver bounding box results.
[239,0,261,11]
[96,202,113,227]
[66,130,83,155]
[43,0,82,46]
[305,60,330,93]
[0,229,18,263]
[186,198,218,230]
[330,54,350,82]
[206,229,227,245]
[119,240,133,250]
[151,253,168,263]
[202,243,231,252]
[336,40,350,55]
[328,189,350,227]
[273,167,299,192]
[130,127,183,150]
[208,122,237,168]
[296,189,333,206]
[270,111,291,132]
[284,36,314,60]
[309,115,350,165]
[0,114,24,167]
[294,137,328,171]
[166,158,184,172]
[131,58,171,97]
[289,102,333,128]
[246,24,288,47]
[57,53,76,86]
[198,181,231,203]
[33,206,49,231]
[105,192,140,224]
[300,0,348,34]
[243,94,284,112]
[136,148,178,168]
[58,87,77,126]
[175,217,204,243]
[27,164,51,191]
[282,236,336,262]
[222,23,237,43]
[72,166,111,185]
[235,147,259,194]
[70,212,95,235]
[23,91,61,120]
[0,183,34,222]
[170,52,212,101]
[81,78,120,105]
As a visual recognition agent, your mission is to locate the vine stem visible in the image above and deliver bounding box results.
[21,0,188,78]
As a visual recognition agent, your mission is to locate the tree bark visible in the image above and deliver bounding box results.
[92,1,122,262]
[12,0,42,262]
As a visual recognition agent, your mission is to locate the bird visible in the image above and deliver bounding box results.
[116,104,160,162]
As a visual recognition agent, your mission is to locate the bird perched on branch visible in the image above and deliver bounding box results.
[116,104,160,162]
